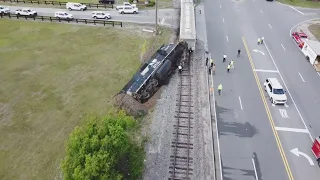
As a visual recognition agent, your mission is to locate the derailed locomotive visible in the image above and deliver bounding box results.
[121,41,189,103]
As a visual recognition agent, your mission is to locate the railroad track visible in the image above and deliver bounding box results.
[168,51,194,180]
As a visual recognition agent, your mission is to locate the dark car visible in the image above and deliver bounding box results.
[266,0,273,1]
[99,0,115,4]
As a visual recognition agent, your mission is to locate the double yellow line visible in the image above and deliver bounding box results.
[242,37,294,180]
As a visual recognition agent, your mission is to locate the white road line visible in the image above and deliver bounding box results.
[264,42,313,141]
[210,67,223,180]
[298,72,305,82]
[220,5,222,8]
[260,10,263,14]
[268,24,272,29]
[281,44,286,51]
[222,18,224,23]
[289,6,305,15]
[317,72,320,77]
[254,69,279,73]
[252,158,259,180]
[275,127,309,133]
[239,96,243,110]
[289,18,320,36]
[226,36,228,42]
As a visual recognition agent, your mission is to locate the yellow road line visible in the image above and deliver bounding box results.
[242,37,294,180]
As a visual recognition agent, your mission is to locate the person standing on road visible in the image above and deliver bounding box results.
[218,84,223,95]
[212,64,216,75]
[258,38,261,45]
[206,57,209,66]
[223,54,227,62]
[227,63,231,73]
[237,49,241,57]
[208,65,212,75]
[210,58,214,67]
[230,60,234,70]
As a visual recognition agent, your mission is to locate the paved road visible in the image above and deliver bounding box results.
[0,5,178,26]
[204,0,320,179]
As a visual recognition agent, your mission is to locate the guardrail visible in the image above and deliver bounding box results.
[0,13,123,27]
[0,0,114,9]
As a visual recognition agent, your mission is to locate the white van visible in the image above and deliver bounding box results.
[263,78,287,105]
[66,2,87,11]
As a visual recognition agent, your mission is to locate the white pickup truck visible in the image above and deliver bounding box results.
[0,6,10,15]
[15,8,37,17]
[116,2,137,10]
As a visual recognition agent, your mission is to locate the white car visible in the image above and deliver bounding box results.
[264,78,287,105]
[66,2,87,11]
[0,6,10,15]
[116,2,136,10]
[118,6,138,14]
[92,11,111,19]
[15,8,37,16]
[55,11,74,20]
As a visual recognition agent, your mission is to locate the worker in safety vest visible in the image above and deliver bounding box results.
[227,64,231,73]
[258,38,261,45]
[210,58,214,67]
[261,37,264,44]
[218,84,223,95]
[230,60,234,69]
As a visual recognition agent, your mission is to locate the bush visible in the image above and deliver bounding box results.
[61,111,145,180]
[146,1,155,7]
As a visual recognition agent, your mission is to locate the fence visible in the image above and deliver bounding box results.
[0,0,114,9]
[0,13,123,27]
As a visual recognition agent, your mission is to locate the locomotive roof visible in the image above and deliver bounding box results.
[126,43,177,94]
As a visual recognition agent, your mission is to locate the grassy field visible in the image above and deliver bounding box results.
[277,0,320,8]
[0,20,172,180]
[309,24,320,41]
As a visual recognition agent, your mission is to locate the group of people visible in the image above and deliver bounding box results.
[257,37,265,45]
[206,49,242,95]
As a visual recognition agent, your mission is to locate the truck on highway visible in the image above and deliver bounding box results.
[301,39,320,71]
[116,2,137,10]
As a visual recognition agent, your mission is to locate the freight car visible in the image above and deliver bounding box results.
[121,41,188,103]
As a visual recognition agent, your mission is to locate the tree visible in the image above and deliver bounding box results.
[61,111,144,180]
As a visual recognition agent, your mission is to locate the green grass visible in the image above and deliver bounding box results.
[309,24,320,41]
[0,20,172,180]
[277,0,320,8]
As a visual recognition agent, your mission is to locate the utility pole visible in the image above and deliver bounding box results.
[155,0,158,34]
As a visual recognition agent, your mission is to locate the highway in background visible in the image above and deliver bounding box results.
[205,0,320,179]
[0,5,178,26]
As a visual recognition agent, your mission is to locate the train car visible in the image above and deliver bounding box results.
[179,0,196,51]
[121,41,188,103]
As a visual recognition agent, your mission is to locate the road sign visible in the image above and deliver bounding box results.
[253,49,265,56]
[290,148,314,166]
[279,109,289,118]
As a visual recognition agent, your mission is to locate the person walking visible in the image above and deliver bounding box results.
[210,58,214,67]
[257,38,261,45]
[218,84,223,95]
[178,65,183,74]
[230,60,234,70]
[206,57,209,66]
[237,49,241,57]
[212,64,216,75]
[208,65,212,75]
[227,63,231,73]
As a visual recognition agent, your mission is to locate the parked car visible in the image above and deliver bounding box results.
[15,8,37,17]
[0,6,10,15]
[92,11,111,19]
[118,6,138,14]
[66,2,87,11]
[55,11,74,20]
[99,0,115,4]
[116,2,137,10]
[264,78,287,105]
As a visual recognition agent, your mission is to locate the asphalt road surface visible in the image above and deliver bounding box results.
[204,0,320,179]
[1,5,178,26]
